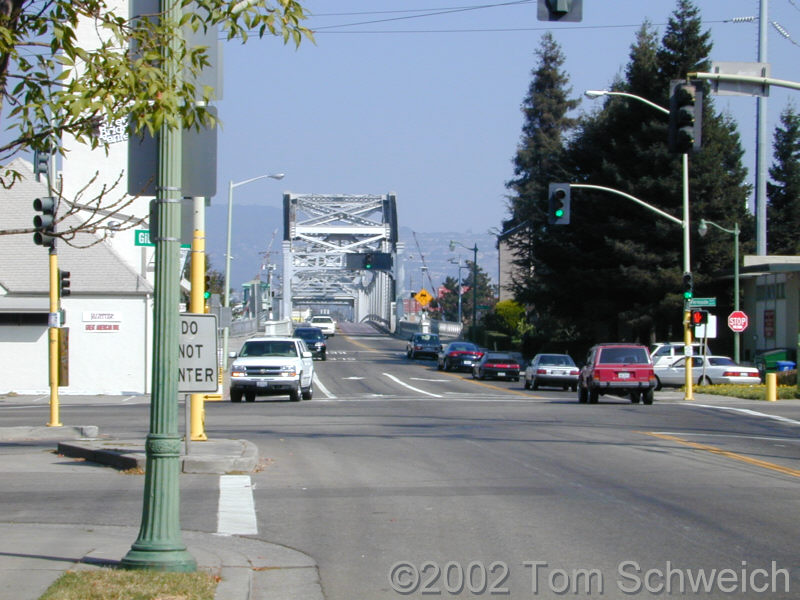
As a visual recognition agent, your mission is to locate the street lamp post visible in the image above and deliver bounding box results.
[449,241,478,341]
[222,173,284,368]
[448,258,470,327]
[585,89,694,400]
[699,219,741,363]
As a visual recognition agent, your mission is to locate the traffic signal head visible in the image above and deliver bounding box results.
[547,183,571,225]
[364,253,374,269]
[33,196,56,248]
[204,274,211,300]
[690,309,708,326]
[682,272,693,300]
[669,80,702,154]
[58,269,71,297]
[537,0,583,22]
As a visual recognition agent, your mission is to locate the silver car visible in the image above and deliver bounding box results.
[524,353,579,391]
[654,355,761,388]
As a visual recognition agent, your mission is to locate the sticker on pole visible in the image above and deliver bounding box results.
[727,310,749,333]
[179,314,219,392]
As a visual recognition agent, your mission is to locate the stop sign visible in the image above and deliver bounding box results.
[728,310,749,333]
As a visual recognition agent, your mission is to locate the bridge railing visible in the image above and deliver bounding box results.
[395,319,463,340]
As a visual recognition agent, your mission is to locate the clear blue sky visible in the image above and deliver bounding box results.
[215,1,798,234]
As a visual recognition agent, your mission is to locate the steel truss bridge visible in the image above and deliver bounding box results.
[279,193,405,327]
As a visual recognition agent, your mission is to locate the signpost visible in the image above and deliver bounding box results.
[727,310,749,333]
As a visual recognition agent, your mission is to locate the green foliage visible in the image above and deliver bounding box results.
[0,0,313,184]
[504,1,751,347]
[767,105,800,255]
[694,384,799,401]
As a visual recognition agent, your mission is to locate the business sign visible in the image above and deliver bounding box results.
[178,314,218,393]
[82,311,122,333]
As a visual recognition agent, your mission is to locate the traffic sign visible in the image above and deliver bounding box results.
[727,310,749,333]
[688,297,716,307]
[414,289,433,307]
[178,314,218,392]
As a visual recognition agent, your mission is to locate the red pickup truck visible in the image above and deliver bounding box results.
[578,343,656,404]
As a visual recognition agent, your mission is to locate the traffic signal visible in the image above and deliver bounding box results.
[682,272,693,301]
[690,309,708,326]
[33,196,56,248]
[204,274,211,300]
[548,183,570,225]
[668,80,702,154]
[58,269,71,297]
[364,253,374,269]
[537,0,582,22]
[33,150,49,182]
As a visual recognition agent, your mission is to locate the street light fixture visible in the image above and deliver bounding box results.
[698,218,741,363]
[449,240,479,341]
[222,172,285,367]
[584,88,694,400]
[448,257,470,326]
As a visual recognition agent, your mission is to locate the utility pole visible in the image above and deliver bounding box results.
[122,0,196,572]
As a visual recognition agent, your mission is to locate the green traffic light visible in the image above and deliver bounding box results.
[555,209,564,218]
[203,291,211,299]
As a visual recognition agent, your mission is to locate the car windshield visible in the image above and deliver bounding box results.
[312,317,332,323]
[295,329,324,341]
[415,334,439,343]
[539,354,575,366]
[240,340,298,357]
[597,347,648,364]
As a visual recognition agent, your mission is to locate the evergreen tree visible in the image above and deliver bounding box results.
[767,105,800,255]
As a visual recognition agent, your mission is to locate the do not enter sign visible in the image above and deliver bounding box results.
[728,310,749,333]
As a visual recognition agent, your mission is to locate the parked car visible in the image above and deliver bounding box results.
[650,342,706,368]
[292,326,327,360]
[655,355,761,388]
[472,352,521,381]
[437,341,484,371]
[228,336,314,402]
[406,333,442,360]
[309,315,336,337]
[524,353,579,391]
[578,343,655,404]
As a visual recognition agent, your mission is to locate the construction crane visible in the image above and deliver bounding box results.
[412,230,437,293]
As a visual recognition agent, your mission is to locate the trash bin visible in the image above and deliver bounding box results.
[776,360,796,371]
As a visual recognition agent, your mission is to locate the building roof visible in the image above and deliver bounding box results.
[0,158,153,296]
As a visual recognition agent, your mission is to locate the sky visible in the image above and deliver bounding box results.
[213,0,800,236]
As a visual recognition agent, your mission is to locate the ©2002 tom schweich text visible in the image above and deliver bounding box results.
[388,560,791,596]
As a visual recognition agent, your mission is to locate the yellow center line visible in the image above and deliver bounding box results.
[643,431,800,478]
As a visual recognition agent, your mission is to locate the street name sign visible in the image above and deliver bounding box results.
[178,314,218,392]
[728,310,749,333]
[688,297,716,308]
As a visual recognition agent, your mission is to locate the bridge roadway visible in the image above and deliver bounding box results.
[1,329,798,599]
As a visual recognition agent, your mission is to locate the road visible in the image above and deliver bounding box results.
[1,327,799,598]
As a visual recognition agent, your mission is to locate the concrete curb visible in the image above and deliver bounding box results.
[0,425,98,442]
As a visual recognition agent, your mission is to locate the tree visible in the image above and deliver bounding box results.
[767,105,800,255]
[1,0,312,242]
[459,260,494,328]
[503,32,578,336]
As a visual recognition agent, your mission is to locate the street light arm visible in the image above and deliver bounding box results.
[584,90,669,115]
[231,173,285,190]
[698,218,736,236]
[569,184,684,226]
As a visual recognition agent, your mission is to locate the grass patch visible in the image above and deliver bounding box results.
[693,384,799,400]
[38,568,218,600]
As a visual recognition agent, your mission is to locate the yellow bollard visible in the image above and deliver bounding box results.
[765,372,777,402]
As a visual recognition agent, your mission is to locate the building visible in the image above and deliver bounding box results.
[0,159,154,394]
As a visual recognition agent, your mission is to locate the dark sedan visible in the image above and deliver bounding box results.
[437,341,484,372]
[406,333,442,360]
[471,352,521,381]
[292,326,327,360]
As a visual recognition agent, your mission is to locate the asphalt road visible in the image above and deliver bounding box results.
[1,327,799,599]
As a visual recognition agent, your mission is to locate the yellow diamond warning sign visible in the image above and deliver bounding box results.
[414,289,433,306]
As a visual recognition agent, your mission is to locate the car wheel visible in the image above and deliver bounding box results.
[523,377,531,390]
[289,387,301,402]
[589,388,599,404]
[302,384,313,400]
[698,375,712,385]
[578,385,587,403]
[642,388,654,405]
[630,391,641,404]
[654,376,663,391]
[245,392,255,403]
[532,380,539,391]
[437,361,443,371]
[230,390,243,403]
[570,384,577,392]
[444,361,451,372]
[321,352,327,361]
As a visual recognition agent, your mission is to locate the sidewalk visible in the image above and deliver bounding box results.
[0,426,325,600]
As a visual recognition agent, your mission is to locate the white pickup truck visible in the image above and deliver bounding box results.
[228,336,314,402]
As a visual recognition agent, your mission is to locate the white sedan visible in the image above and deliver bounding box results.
[309,315,336,337]
[654,355,761,388]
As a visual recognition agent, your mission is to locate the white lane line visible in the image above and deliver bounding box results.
[313,372,336,399]
[383,373,442,398]
[686,403,800,427]
[217,475,258,536]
